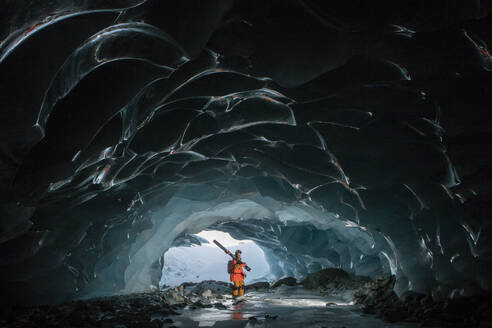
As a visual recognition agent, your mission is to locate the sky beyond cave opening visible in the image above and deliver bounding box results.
[160,230,271,287]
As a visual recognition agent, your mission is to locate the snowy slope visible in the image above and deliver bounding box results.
[160,231,272,287]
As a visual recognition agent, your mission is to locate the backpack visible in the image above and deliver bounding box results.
[227,260,235,274]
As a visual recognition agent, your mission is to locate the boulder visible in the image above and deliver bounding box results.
[301,268,350,289]
[191,300,213,309]
[272,277,297,288]
[382,307,409,323]
[178,280,231,297]
[401,290,425,307]
[163,291,185,304]
[1,292,177,327]
[247,281,270,290]
[201,289,212,298]
[353,275,398,307]
[213,302,228,310]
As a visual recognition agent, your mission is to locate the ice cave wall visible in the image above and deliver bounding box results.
[1,0,492,305]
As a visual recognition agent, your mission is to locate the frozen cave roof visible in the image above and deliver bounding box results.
[1,0,492,305]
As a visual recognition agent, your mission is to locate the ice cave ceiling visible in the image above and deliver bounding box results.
[1,0,492,306]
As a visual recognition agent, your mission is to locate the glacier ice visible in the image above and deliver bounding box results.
[1,0,492,306]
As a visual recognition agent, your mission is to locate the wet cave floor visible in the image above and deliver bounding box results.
[1,285,419,328]
[169,286,418,328]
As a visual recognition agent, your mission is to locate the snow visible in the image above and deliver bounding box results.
[160,231,271,287]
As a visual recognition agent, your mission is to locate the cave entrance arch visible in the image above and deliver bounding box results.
[159,230,271,288]
[122,193,394,298]
[125,193,392,292]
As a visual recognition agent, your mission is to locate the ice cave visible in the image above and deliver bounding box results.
[1,1,492,327]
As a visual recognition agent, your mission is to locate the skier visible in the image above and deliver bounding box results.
[213,240,251,299]
[229,250,247,298]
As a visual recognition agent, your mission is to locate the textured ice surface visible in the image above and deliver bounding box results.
[1,0,492,306]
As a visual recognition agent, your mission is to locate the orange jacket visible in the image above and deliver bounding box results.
[230,259,246,282]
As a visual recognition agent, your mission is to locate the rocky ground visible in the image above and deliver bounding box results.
[0,280,253,328]
[302,268,369,299]
[271,269,492,327]
[353,275,492,327]
[1,270,491,327]
[0,292,177,328]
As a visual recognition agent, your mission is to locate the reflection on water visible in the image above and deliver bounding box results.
[168,286,418,327]
[232,303,244,320]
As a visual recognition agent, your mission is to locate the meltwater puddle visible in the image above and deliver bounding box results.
[167,286,418,328]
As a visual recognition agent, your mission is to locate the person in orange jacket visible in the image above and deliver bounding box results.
[230,250,247,298]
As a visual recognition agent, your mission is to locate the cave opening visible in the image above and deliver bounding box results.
[160,230,271,287]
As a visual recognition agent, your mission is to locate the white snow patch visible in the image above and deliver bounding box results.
[160,230,270,287]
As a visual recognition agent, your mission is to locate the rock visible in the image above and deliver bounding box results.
[151,318,163,327]
[354,275,402,321]
[247,281,270,290]
[352,275,492,326]
[301,269,350,290]
[201,289,212,298]
[66,306,90,327]
[213,302,227,310]
[326,302,337,306]
[420,295,433,307]
[192,300,213,308]
[272,277,297,288]
[0,292,179,327]
[353,275,397,307]
[166,291,185,304]
[178,280,231,296]
[382,307,409,323]
[402,291,425,304]
[265,314,278,320]
[28,310,50,326]
[171,303,187,310]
